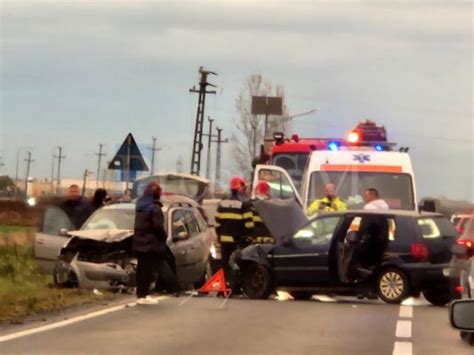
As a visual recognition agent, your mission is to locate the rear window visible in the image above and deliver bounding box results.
[417,217,458,239]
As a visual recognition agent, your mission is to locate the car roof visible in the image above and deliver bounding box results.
[134,172,210,184]
[102,195,198,212]
[318,209,444,218]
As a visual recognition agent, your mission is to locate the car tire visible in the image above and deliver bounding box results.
[377,268,410,304]
[194,260,212,290]
[423,289,451,307]
[242,262,274,300]
[53,261,78,288]
[460,331,474,345]
[289,292,313,301]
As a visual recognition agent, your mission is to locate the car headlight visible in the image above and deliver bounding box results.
[210,244,217,259]
[27,197,36,207]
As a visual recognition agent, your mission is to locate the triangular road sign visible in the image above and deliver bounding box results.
[108,133,149,172]
[198,268,231,297]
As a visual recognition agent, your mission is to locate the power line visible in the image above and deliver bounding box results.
[55,146,65,194]
[95,144,106,188]
[189,66,217,176]
[148,137,162,176]
[24,151,34,196]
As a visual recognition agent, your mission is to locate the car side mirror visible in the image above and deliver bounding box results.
[346,231,361,244]
[59,228,69,237]
[450,300,474,331]
[282,236,292,247]
[172,231,188,242]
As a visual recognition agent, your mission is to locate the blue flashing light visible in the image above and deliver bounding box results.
[328,141,340,151]
[374,144,384,151]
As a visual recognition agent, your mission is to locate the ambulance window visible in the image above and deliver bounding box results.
[257,169,297,200]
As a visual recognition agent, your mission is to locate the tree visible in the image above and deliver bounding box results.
[0,176,15,195]
[232,74,290,175]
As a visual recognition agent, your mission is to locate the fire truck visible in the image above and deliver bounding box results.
[253,120,417,213]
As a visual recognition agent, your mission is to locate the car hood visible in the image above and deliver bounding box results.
[68,229,134,243]
[253,198,308,243]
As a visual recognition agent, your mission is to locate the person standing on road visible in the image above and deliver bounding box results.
[59,184,93,229]
[215,177,254,292]
[251,181,274,244]
[90,188,110,213]
[307,182,348,216]
[363,188,389,210]
[133,181,178,304]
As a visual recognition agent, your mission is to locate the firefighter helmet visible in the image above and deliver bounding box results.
[230,176,247,191]
[255,181,270,197]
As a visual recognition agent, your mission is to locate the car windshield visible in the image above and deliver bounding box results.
[132,175,205,200]
[81,209,135,231]
[307,171,415,210]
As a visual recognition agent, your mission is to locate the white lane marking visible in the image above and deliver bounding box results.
[178,294,194,307]
[399,305,413,318]
[0,297,167,343]
[393,341,412,355]
[396,320,412,338]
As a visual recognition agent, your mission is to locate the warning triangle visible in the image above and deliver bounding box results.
[198,268,231,297]
[108,133,149,171]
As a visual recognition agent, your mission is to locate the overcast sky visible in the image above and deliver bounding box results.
[0,0,472,200]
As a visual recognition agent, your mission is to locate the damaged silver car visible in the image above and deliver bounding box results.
[35,195,215,290]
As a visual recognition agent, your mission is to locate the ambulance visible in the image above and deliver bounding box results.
[253,120,417,214]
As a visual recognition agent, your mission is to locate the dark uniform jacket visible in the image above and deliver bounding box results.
[215,194,254,247]
[59,198,92,230]
[133,195,167,254]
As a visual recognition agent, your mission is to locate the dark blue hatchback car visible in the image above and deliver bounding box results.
[236,208,458,306]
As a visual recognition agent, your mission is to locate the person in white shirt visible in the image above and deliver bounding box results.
[363,188,390,210]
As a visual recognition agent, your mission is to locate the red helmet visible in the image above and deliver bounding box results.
[255,181,270,197]
[230,176,247,191]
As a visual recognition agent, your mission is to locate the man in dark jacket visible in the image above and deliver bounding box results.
[59,184,92,229]
[133,181,178,304]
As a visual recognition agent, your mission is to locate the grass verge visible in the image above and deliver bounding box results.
[0,245,112,323]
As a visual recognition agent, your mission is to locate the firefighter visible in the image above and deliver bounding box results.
[215,177,254,292]
[307,182,347,216]
[251,181,274,244]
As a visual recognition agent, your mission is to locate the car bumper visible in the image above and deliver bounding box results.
[402,263,452,290]
[69,259,134,290]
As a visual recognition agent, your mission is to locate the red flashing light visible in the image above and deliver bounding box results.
[347,131,360,143]
[458,239,473,249]
[411,243,429,261]
[456,285,464,294]
[291,134,300,143]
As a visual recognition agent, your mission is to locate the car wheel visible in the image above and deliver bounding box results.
[194,260,212,290]
[423,289,451,307]
[460,331,474,345]
[377,268,410,304]
[242,262,274,300]
[53,261,78,288]
[289,292,313,301]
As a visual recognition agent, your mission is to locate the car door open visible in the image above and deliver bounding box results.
[253,164,302,206]
[272,216,341,287]
[35,206,75,274]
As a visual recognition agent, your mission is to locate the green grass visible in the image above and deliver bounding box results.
[0,246,111,322]
[0,225,35,233]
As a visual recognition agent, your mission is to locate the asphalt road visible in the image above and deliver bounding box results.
[0,294,471,355]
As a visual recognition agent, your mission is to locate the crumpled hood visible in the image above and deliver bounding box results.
[68,229,134,243]
[253,198,308,243]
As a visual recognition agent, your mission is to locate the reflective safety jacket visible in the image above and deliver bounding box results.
[307,196,348,216]
[252,213,274,244]
[215,195,254,246]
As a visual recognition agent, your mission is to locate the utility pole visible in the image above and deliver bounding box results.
[95,144,106,188]
[148,137,161,176]
[202,116,217,180]
[214,127,228,192]
[50,151,56,192]
[82,169,90,196]
[189,66,217,176]
[55,146,65,194]
[24,151,34,197]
